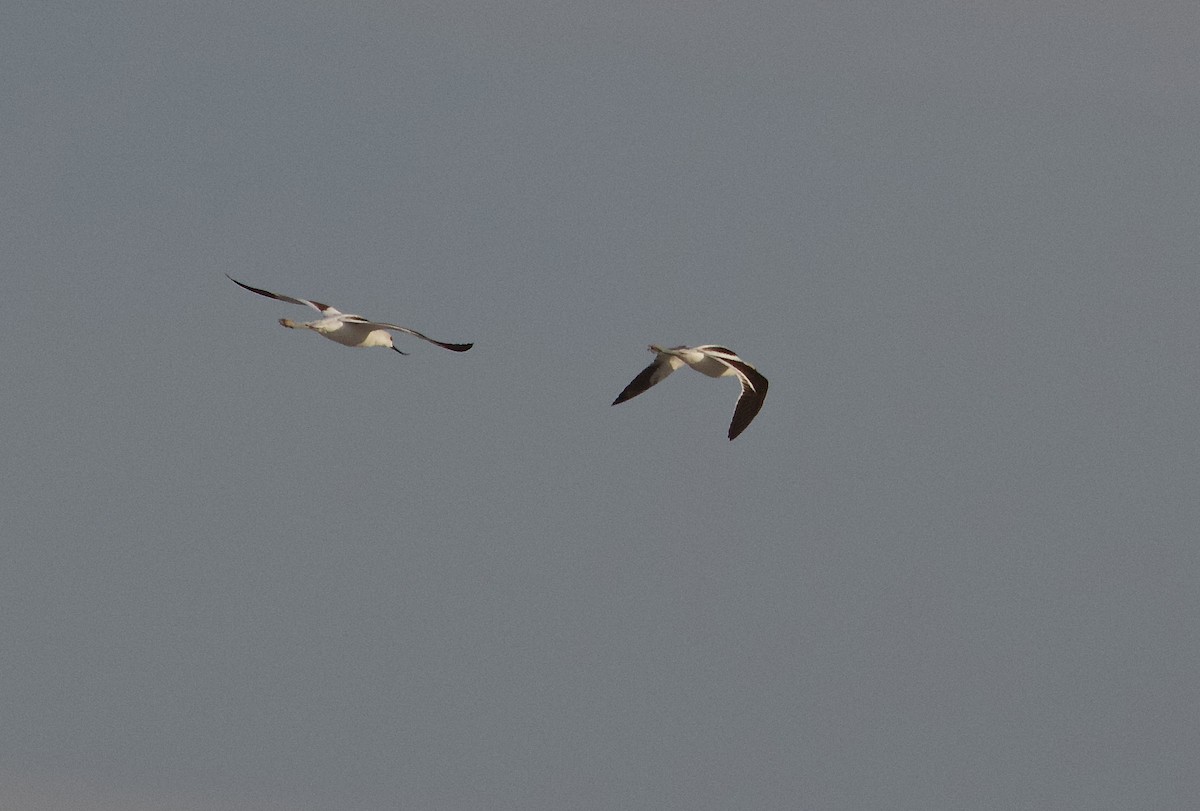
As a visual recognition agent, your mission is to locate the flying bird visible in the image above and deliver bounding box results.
[612,344,768,440]
[226,275,473,355]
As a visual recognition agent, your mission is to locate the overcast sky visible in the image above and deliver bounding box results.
[4,2,1200,809]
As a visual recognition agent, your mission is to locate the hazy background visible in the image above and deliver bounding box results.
[4,2,1199,809]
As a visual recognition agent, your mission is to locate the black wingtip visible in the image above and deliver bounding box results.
[614,383,643,403]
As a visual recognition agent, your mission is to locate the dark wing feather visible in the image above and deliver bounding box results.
[612,357,675,405]
[226,274,333,313]
[723,359,769,440]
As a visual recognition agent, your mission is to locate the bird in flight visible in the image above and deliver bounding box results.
[612,344,768,440]
[226,275,473,355]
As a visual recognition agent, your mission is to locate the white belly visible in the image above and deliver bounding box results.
[685,354,735,378]
[313,319,391,348]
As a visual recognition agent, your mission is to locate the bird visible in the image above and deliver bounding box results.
[612,344,768,440]
[226,275,473,355]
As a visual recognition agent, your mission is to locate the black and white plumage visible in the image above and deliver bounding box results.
[226,275,473,355]
[612,344,769,440]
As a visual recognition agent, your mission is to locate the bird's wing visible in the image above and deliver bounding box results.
[721,357,769,440]
[348,318,474,352]
[612,354,685,405]
[226,275,340,315]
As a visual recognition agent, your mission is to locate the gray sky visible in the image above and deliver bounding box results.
[5,2,1199,809]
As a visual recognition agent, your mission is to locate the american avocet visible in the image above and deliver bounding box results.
[612,345,769,440]
[226,275,473,355]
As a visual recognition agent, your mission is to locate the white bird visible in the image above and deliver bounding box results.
[612,344,769,440]
[226,275,473,355]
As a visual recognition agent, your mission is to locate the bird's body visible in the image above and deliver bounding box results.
[612,344,768,440]
[226,275,473,355]
[277,315,410,350]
